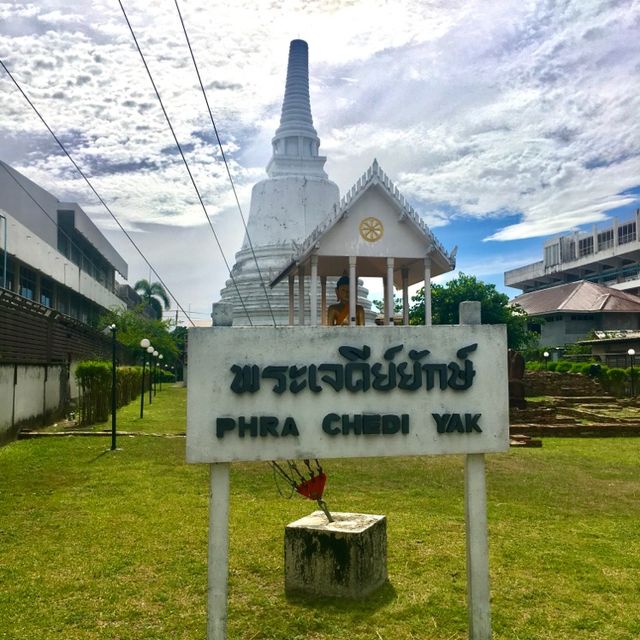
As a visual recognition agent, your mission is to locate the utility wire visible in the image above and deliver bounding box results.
[118,0,253,326]
[0,58,195,328]
[173,0,277,327]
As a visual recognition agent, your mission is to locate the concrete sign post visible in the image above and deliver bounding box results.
[460,302,492,639]
[187,314,508,640]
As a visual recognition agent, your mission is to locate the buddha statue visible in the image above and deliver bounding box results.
[327,276,365,326]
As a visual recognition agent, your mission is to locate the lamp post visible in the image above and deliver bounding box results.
[110,324,117,450]
[158,354,164,391]
[543,351,550,370]
[628,348,635,397]
[153,350,159,397]
[139,338,150,418]
[147,346,155,404]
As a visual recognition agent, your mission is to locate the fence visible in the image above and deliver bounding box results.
[0,289,133,444]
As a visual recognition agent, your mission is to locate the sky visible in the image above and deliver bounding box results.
[1,0,639,325]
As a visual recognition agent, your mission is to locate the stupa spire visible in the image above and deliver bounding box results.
[266,39,328,178]
[275,39,317,138]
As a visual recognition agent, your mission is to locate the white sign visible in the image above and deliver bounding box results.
[186,325,509,464]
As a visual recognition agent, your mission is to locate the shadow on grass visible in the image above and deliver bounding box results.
[88,447,119,463]
[285,579,397,613]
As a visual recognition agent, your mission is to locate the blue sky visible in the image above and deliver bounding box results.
[1,0,639,323]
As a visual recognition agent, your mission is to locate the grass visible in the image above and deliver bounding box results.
[1,386,639,639]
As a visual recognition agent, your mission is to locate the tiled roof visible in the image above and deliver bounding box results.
[512,280,640,315]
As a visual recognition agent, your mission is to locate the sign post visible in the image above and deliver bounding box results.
[208,462,230,640]
[460,302,492,639]
[187,314,508,640]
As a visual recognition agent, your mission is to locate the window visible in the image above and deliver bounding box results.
[597,229,613,251]
[57,228,70,258]
[561,239,576,262]
[40,278,53,307]
[544,243,560,266]
[578,237,594,257]
[19,266,36,299]
[618,222,636,245]
[0,251,11,289]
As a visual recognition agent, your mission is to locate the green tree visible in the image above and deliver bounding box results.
[134,279,170,320]
[100,306,178,364]
[409,273,535,349]
[371,297,403,314]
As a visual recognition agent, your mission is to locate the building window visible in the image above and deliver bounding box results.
[69,295,79,320]
[544,243,560,266]
[597,229,613,251]
[0,250,11,289]
[618,222,636,245]
[561,239,576,262]
[57,228,70,258]
[19,266,36,299]
[40,278,53,307]
[57,289,69,315]
[578,237,594,257]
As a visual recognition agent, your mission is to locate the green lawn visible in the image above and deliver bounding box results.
[1,386,639,639]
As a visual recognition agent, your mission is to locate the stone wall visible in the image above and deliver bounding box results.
[524,370,607,397]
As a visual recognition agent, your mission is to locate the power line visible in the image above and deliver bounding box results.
[118,0,254,326]
[173,0,276,327]
[0,58,195,328]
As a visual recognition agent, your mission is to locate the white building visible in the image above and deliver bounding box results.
[0,160,127,323]
[0,161,130,444]
[505,210,640,296]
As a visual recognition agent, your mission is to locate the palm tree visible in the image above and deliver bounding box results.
[134,279,170,320]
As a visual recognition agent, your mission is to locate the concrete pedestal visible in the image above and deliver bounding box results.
[284,511,387,599]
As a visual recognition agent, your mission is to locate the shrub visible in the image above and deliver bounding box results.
[605,368,628,397]
[76,361,112,425]
[117,366,143,407]
[547,361,558,372]
[555,361,573,373]
[76,361,144,426]
[157,369,176,383]
[570,362,594,375]
[588,363,604,378]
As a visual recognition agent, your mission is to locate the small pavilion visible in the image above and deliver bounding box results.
[270,160,456,325]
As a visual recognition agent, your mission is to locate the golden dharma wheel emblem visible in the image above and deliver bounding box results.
[359,216,384,242]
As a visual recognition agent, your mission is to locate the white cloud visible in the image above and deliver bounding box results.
[0,0,639,316]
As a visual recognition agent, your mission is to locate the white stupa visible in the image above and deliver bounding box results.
[218,39,372,325]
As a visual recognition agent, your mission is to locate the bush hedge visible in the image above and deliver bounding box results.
[76,361,146,425]
[523,358,639,397]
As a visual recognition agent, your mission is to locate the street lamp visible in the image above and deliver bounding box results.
[147,346,155,404]
[140,338,150,418]
[153,350,159,397]
[543,351,550,370]
[158,354,164,391]
[110,324,117,450]
[628,348,636,397]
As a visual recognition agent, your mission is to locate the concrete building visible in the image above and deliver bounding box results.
[218,39,373,325]
[0,160,128,323]
[0,160,129,443]
[511,280,640,347]
[505,210,640,296]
